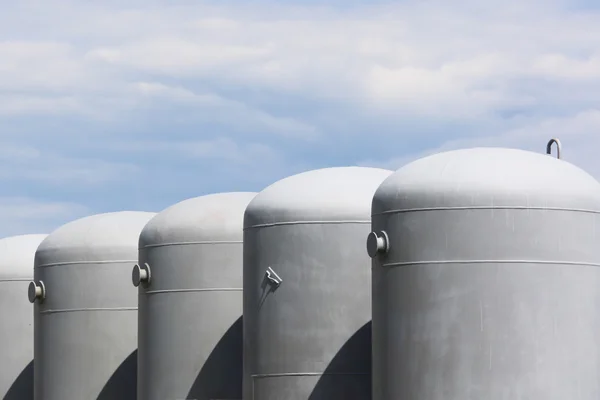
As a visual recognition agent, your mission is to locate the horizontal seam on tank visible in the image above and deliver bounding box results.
[0,278,30,282]
[372,206,600,216]
[139,240,242,249]
[39,307,137,314]
[381,259,600,268]
[244,220,370,230]
[251,372,369,379]
[142,288,242,295]
[35,259,137,268]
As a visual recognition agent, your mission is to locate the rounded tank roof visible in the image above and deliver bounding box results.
[244,167,393,228]
[139,192,257,248]
[0,234,48,280]
[373,147,600,215]
[35,211,156,267]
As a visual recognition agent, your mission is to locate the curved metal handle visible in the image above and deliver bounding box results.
[546,138,562,159]
[28,280,45,304]
[265,267,282,288]
[367,231,389,258]
[132,263,152,287]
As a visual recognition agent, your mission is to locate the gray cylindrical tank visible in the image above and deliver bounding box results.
[0,234,47,400]
[29,211,156,400]
[244,166,392,400]
[369,140,600,399]
[135,192,257,400]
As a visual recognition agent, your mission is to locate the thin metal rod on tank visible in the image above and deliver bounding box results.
[546,138,562,159]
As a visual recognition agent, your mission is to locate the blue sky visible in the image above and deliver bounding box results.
[2,0,600,236]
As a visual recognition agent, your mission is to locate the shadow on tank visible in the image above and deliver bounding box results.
[97,350,137,400]
[4,360,33,400]
[186,316,243,400]
[308,321,372,400]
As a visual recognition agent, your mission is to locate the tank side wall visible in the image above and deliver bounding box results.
[137,243,243,400]
[0,280,33,399]
[33,261,138,400]
[244,223,372,400]
[372,209,600,399]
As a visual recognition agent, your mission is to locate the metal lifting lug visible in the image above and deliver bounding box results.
[546,138,562,159]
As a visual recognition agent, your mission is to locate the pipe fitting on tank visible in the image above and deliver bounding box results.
[367,231,389,258]
[265,266,282,289]
[132,263,152,287]
[28,280,46,303]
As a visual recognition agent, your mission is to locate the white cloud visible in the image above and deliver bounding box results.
[68,1,600,114]
[108,136,283,167]
[11,158,140,186]
[360,110,600,175]
[86,39,270,73]
[1,0,600,235]
[167,138,278,164]
[0,197,89,237]
[129,82,318,138]
[0,41,85,91]
[0,94,84,116]
[2,0,600,122]
[0,141,140,185]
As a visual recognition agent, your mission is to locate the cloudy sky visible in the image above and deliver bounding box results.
[1,0,600,236]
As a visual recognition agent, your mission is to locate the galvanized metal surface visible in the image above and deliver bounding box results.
[244,166,392,400]
[136,192,256,400]
[31,211,155,400]
[370,145,600,399]
[0,234,47,400]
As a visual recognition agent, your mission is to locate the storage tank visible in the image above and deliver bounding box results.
[369,139,600,399]
[0,234,47,400]
[244,166,392,400]
[29,211,156,400]
[135,192,257,400]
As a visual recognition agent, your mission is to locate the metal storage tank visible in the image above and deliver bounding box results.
[29,211,156,400]
[369,139,600,399]
[134,192,257,400]
[244,166,392,400]
[0,234,47,400]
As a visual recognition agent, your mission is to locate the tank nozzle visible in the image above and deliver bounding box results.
[367,231,389,258]
[265,267,282,288]
[28,281,45,303]
[132,263,151,287]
